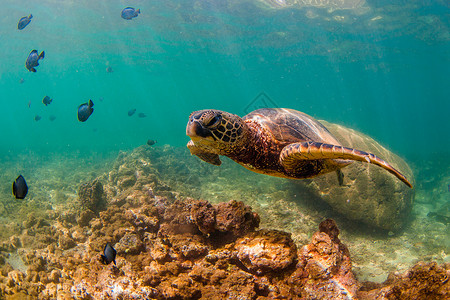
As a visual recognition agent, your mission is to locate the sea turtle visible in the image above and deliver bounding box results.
[186,108,413,188]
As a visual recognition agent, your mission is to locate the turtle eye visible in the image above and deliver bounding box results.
[205,115,221,127]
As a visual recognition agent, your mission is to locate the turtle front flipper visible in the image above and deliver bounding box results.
[280,141,413,188]
[187,140,222,166]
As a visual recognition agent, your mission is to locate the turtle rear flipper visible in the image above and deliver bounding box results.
[280,141,413,188]
[187,140,222,166]
[336,169,344,186]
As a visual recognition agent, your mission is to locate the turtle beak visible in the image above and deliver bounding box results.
[186,120,202,141]
[186,119,216,142]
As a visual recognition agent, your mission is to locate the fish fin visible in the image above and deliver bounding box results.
[30,67,36,72]
[89,99,94,107]
[39,51,45,59]
[12,182,16,197]
[136,9,140,14]
[29,14,33,19]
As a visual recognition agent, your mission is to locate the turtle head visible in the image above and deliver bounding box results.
[186,109,248,156]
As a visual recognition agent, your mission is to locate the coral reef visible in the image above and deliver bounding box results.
[0,181,448,299]
[0,147,447,299]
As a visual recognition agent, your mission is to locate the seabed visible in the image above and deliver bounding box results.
[0,145,448,299]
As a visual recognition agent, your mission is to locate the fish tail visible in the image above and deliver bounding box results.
[39,51,45,59]
[29,14,33,19]
[136,9,141,14]
[89,99,94,107]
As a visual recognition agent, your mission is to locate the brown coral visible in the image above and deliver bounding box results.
[77,178,106,213]
[235,229,297,275]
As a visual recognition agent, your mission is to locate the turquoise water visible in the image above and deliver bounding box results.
[1,0,448,160]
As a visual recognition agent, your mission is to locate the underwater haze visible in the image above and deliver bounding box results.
[1,0,449,159]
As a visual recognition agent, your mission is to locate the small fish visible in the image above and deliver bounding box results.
[99,97,104,102]
[18,14,33,30]
[77,100,94,122]
[100,243,117,265]
[49,115,56,121]
[138,112,146,118]
[25,50,45,72]
[106,66,113,73]
[121,7,140,20]
[28,100,31,108]
[147,139,157,146]
[128,109,136,116]
[12,175,28,199]
[34,115,41,121]
[19,78,25,84]
[42,96,52,106]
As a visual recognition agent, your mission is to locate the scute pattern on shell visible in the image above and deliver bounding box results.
[243,108,342,146]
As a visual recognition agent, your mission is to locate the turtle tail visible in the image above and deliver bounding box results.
[280,141,413,188]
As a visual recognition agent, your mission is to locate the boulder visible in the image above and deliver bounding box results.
[304,121,414,231]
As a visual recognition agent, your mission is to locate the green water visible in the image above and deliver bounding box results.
[1,0,448,158]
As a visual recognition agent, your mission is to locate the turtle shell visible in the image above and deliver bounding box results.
[243,108,342,146]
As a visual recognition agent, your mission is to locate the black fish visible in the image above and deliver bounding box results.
[49,115,56,121]
[77,100,94,122]
[138,112,146,118]
[34,115,41,121]
[101,243,117,265]
[12,175,28,199]
[121,7,140,20]
[26,50,45,72]
[128,109,136,116]
[18,14,32,30]
[42,96,52,106]
[147,139,157,146]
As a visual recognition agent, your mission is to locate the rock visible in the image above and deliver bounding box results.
[359,261,450,299]
[77,178,106,214]
[115,233,144,255]
[124,207,159,234]
[297,218,359,299]
[76,209,95,227]
[306,121,415,231]
[58,235,76,250]
[215,200,260,236]
[178,237,209,259]
[236,229,297,275]
[190,200,216,235]
[48,269,61,283]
